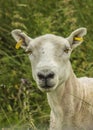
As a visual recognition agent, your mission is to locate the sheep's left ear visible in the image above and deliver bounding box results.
[67,27,87,49]
[11,29,32,49]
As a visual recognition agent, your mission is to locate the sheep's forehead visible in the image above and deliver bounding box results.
[31,34,69,50]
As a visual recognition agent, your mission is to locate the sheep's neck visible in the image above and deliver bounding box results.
[47,67,81,119]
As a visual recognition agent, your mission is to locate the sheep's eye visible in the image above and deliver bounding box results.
[25,50,32,55]
[64,48,69,53]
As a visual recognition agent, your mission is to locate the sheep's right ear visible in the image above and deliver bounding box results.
[67,27,87,50]
[11,29,32,49]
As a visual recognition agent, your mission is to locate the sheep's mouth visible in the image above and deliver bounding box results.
[39,87,55,92]
[38,83,56,92]
[40,83,55,89]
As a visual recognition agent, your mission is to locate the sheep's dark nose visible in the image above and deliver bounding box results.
[37,71,55,88]
[37,72,54,81]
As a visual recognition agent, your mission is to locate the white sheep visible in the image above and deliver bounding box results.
[11,28,93,130]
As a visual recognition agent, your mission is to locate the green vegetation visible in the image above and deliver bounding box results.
[0,0,93,129]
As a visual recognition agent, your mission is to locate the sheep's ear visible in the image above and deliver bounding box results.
[67,27,87,49]
[11,29,32,49]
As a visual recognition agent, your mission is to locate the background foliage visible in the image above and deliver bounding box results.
[0,0,93,129]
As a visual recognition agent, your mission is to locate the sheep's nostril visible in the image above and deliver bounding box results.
[47,72,54,79]
[37,73,45,80]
